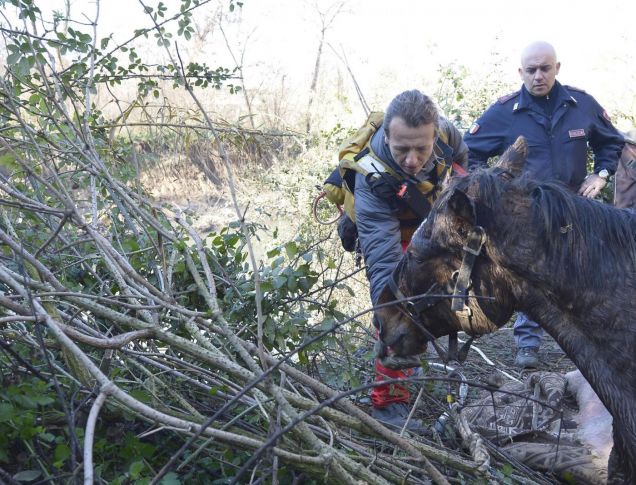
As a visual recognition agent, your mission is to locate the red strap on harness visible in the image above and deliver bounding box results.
[452,162,468,177]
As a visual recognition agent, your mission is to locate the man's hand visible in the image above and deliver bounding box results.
[578,173,607,198]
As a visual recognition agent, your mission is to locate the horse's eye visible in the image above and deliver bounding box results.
[408,247,429,265]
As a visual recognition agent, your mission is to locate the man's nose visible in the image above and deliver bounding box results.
[405,149,419,165]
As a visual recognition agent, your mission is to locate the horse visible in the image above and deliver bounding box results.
[374,137,636,483]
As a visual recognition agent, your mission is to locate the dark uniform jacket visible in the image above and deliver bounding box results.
[464,81,624,191]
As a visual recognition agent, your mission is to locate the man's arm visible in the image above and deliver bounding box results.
[588,101,625,175]
[463,103,508,170]
[578,98,625,198]
[354,172,402,305]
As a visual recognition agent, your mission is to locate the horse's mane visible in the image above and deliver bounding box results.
[445,170,636,290]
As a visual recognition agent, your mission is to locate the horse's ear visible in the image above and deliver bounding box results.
[495,136,528,177]
[447,188,476,226]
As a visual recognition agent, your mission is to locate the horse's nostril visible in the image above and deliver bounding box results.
[393,332,405,348]
[380,324,403,351]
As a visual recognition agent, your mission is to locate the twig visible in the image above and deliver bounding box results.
[84,384,113,484]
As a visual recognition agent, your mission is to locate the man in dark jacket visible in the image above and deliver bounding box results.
[355,89,468,429]
[464,41,624,368]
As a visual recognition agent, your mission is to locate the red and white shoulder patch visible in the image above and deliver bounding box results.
[469,122,480,135]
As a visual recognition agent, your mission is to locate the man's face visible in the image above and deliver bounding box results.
[519,46,560,97]
[385,117,436,176]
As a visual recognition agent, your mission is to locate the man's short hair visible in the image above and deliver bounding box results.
[385,89,439,137]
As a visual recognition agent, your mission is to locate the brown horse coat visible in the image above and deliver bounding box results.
[376,137,636,483]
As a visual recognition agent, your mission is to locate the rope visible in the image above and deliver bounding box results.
[312,191,342,225]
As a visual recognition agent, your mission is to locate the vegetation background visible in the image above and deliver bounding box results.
[0,0,634,484]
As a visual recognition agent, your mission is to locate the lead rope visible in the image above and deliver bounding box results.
[312,189,342,225]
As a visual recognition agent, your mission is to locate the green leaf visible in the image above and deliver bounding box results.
[16,56,31,76]
[259,281,273,292]
[6,52,20,65]
[160,472,181,485]
[129,460,144,479]
[54,443,71,462]
[32,394,54,406]
[287,276,297,291]
[129,389,151,403]
[272,275,286,289]
[501,463,513,476]
[38,432,56,442]
[0,154,19,175]
[266,247,280,258]
[0,403,15,422]
[298,350,308,365]
[284,241,298,259]
[13,470,41,482]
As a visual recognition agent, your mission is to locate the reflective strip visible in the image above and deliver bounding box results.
[357,153,388,174]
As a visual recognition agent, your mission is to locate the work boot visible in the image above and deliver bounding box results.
[514,347,539,368]
[371,402,425,432]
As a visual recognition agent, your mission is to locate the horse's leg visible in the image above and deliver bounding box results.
[607,429,635,485]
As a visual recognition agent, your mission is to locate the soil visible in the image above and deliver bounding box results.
[461,322,577,379]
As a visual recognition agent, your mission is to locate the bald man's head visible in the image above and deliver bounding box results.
[519,41,560,97]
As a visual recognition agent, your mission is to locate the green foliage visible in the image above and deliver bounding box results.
[186,223,357,366]
[320,122,356,150]
[0,378,58,461]
[435,60,514,131]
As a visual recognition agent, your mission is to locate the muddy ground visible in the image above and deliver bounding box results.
[460,323,577,378]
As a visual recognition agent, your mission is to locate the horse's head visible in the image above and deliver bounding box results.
[376,137,530,357]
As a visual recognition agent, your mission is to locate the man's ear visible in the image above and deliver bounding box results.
[495,135,528,177]
[447,188,476,227]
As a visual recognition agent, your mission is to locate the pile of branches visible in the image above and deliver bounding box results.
[0,71,489,482]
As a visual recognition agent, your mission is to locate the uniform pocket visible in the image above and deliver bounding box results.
[564,136,589,162]
[558,135,590,188]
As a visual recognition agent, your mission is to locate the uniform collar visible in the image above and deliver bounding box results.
[515,81,576,113]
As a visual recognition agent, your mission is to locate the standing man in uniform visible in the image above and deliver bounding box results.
[464,41,624,368]
[355,89,468,429]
